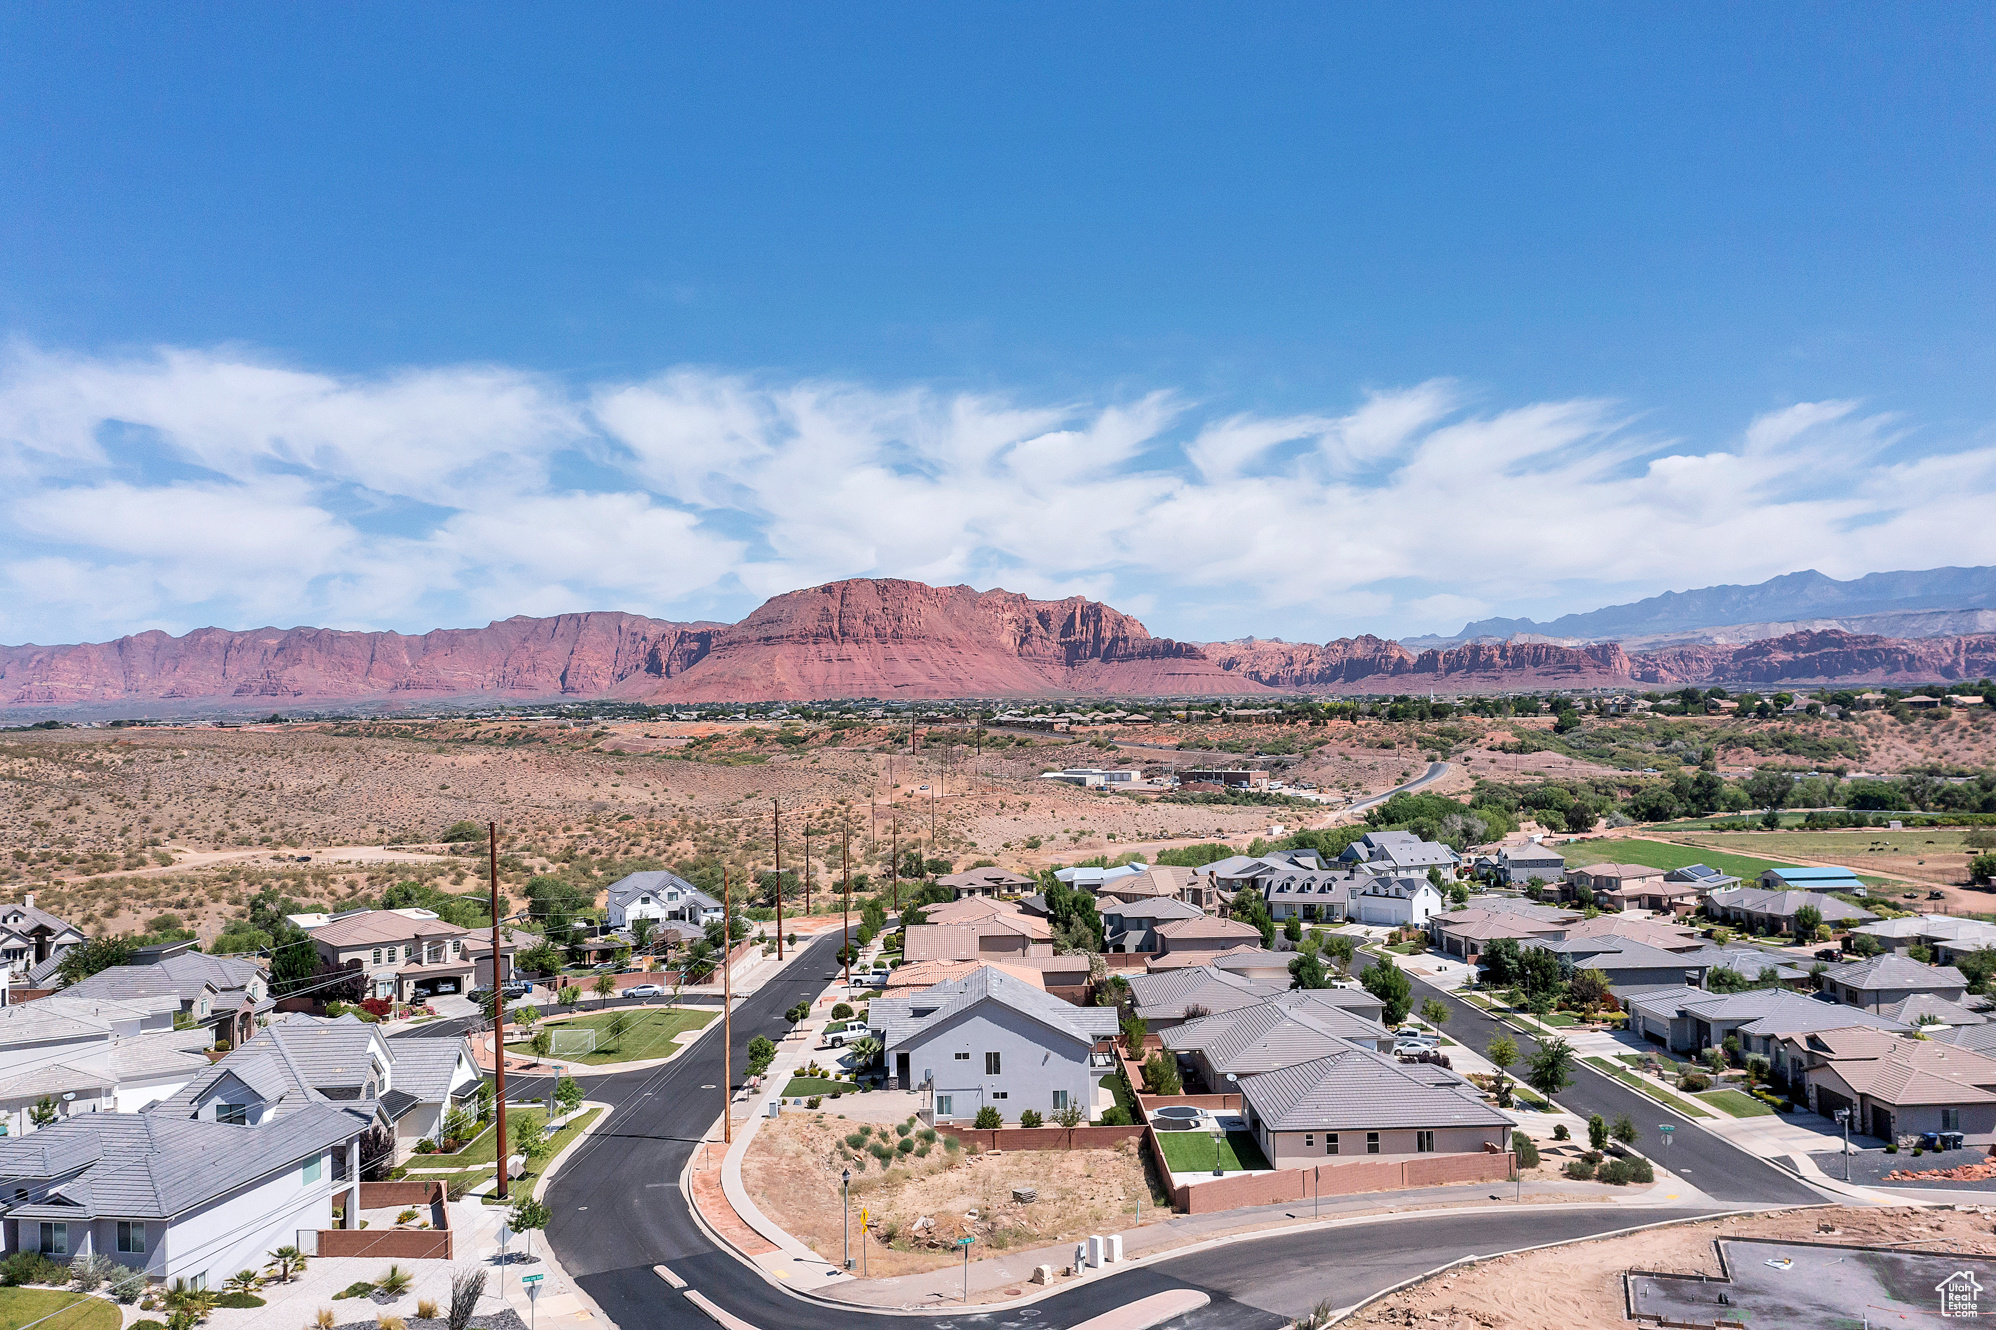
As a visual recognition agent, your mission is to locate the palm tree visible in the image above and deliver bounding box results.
[846,1036,883,1070]
[223,1271,262,1298]
[264,1245,307,1283]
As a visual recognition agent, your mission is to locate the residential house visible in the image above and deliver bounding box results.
[1150,915,1263,963]
[1261,869,1369,924]
[1162,992,1397,1090]
[1622,986,1910,1061]
[1338,832,1460,876]
[1602,879,1705,915]
[1100,865,1218,912]
[1350,876,1444,927]
[1706,886,1877,936]
[1851,915,1996,965]
[1053,863,1149,893]
[0,1101,376,1286]
[1532,936,1713,990]
[303,908,518,1002]
[1563,862,1665,903]
[604,871,722,929]
[1127,966,1385,1029]
[1237,1048,1512,1168]
[1426,900,1582,961]
[934,867,1036,899]
[153,1013,479,1159]
[1776,1025,1996,1145]
[868,966,1119,1123]
[1493,845,1566,887]
[0,897,85,984]
[1815,954,1968,1014]
[1100,898,1204,954]
[1666,864,1742,895]
[60,942,272,1048]
[0,1022,217,1139]
[903,912,1053,963]
[1204,850,1329,897]
[883,959,1047,992]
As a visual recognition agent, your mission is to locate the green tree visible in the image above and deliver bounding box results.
[1477,937,1522,988]
[1289,950,1331,990]
[1970,852,1996,886]
[1448,882,1470,909]
[1587,1113,1607,1151]
[557,984,582,1010]
[974,1106,1003,1129]
[1791,905,1822,940]
[555,1075,584,1115]
[442,821,485,843]
[1141,1052,1182,1095]
[519,943,564,976]
[1321,931,1358,974]
[263,1245,306,1283]
[29,1096,57,1128]
[530,1027,553,1059]
[631,916,657,951]
[1567,968,1613,1011]
[1419,998,1450,1029]
[512,1115,550,1170]
[508,1196,552,1262]
[58,935,134,985]
[592,973,616,1006]
[1611,1114,1638,1145]
[1486,1034,1517,1076]
[1526,1036,1576,1099]
[1119,1015,1148,1059]
[1517,946,1564,1001]
[605,1011,632,1051]
[1283,916,1303,943]
[1745,768,1795,816]
[1359,956,1413,1025]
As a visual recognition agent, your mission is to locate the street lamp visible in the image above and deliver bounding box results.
[1834,1108,1852,1181]
[841,1168,853,1270]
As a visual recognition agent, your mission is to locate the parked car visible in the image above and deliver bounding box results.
[623,983,666,999]
[469,983,534,1007]
[822,1026,866,1048]
[1393,1036,1439,1054]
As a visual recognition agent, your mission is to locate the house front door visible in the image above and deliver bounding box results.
[896,1053,910,1090]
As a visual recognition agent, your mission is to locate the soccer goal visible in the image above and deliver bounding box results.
[550,1027,598,1056]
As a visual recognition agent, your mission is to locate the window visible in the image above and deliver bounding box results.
[1326,1134,1339,1156]
[1052,1090,1069,1112]
[117,1221,145,1254]
[985,1051,1002,1075]
[371,948,382,965]
[216,1102,248,1125]
[40,1223,65,1256]
[954,1051,970,1061]
[1304,1133,1314,1148]
[935,1095,953,1117]
[1943,1108,1962,1132]
[1416,1131,1435,1153]
[1365,1132,1380,1155]
[303,1155,322,1184]
[640,896,651,905]
[451,940,462,957]
[991,1092,1008,1100]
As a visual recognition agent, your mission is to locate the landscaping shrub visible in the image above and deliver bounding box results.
[1598,1159,1636,1186]
[917,1127,937,1143]
[1629,1157,1654,1184]
[132,1322,168,1330]
[332,1282,378,1300]
[844,1133,867,1149]
[974,1106,1003,1129]
[0,1251,70,1286]
[831,1003,854,1020]
[1552,1124,1570,1141]
[1564,1158,1596,1181]
[895,1137,915,1154]
[943,1136,960,1152]
[868,1142,892,1160]
[1677,1072,1712,1092]
[1886,1142,1899,1153]
[857,1124,872,1137]
[1511,1130,1539,1169]
[806,1096,822,1109]
[1099,1107,1133,1126]
[895,1121,912,1137]
[1017,1110,1043,1129]
[215,1293,267,1309]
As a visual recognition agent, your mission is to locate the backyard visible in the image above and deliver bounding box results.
[1152,1128,1271,1174]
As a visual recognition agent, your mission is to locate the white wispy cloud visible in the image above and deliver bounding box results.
[3,342,1995,646]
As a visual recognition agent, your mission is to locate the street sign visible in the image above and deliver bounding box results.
[496,1222,512,1244]
[860,1208,868,1228]
[521,1274,543,1286]
[955,1237,974,1247]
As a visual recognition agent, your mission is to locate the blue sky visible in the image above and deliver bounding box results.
[2,5,1993,646]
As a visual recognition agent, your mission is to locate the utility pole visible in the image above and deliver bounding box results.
[772,799,784,961]
[489,820,508,1202]
[722,865,733,1144]
[841,829,852,986]
[890,810,899,912]
[803,823,812,915]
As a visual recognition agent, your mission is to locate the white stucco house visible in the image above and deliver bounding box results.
[605,872,723,929]
[1351,877,1444,927]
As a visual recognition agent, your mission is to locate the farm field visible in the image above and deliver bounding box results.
[1557,837,1808,883]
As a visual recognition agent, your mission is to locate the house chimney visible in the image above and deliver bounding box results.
[23,893,32,910]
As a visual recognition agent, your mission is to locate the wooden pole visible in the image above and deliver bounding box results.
[772,799,784,962]
[489,820,508,1202]
[891,810,899,912]
[723,865,733,1145]
[841,829,851,986]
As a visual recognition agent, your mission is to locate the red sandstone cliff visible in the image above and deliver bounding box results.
[4,584,1993,713]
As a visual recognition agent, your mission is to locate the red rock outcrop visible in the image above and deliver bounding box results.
[5,585,1993,713]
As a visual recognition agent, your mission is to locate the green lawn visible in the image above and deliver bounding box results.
[1582,1056,1713,1119]
[0,1289,120,1330]
[1558,837,1803,882]
[782,1076,851,1097]
[1154,1129,1271,1174]
[541,1007,716,1064]
[1699,1088,1775,1118]
[1099,1072,1138,1121]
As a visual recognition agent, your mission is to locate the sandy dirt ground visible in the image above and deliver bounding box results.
[1348,1204,1996,1328]
[739,1110,1165,1277]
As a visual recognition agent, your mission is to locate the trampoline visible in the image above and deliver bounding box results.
[1152,1106,1203,1131]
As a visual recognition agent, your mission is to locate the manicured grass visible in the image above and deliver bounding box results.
[1154,1129,1272,1174]
[1100,1072,1138,1121]
[0,1288,120,1330]
[1693,828,1977,859]
[782,1076,851,1097]
[1699,1088,1775,1118]
[1582,1056,1713,1119]
[543,1007,717,1064]
[430,1105,601,1170]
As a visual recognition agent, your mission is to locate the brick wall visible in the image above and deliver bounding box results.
[936,1124,1146,1151]
[358,1180,442,1207]
[1171,1152,1514,1214]
[316,1227,452,1260]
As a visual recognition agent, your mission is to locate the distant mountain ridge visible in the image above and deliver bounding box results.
[4,576,1995,715]
[1445,566,1996,645]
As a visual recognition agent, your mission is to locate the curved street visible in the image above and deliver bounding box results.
[432,929,1827,1330]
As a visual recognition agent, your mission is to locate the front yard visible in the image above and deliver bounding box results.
[0,1289,119,1330]
[1582,1057,1713,1119]
[410,1106,604,1193]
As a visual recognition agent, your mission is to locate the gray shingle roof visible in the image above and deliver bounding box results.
[63,951,268,1010]
[1623,987,1913,1038]
[0,1103,368,1220]
[870,965,1118,1051]
[1164,994,1392,1075]
[1237,1047,1510,1132]
[1707,886,1877,924]
[1819,953,1967,993]
[1125,967,1287,1022]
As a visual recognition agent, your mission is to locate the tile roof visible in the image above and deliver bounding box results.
[1623,987,1912,1038]
[0,1103,369,1220]
[1126,966,1287,1021]
[1880,993,1987,1027]
[1155,916,1262,942]
[1163,993,1392,1076]
[308,909,471,948]
[1236,1047,1510,1132]
[1819,953,1967,993]
[883,959,1047,991]
[63,951,268,1009]
[1570,863,1666,881]
[870,965,1118,1051]
[1707,887,1878,923]
[1802,1031,1996,1108]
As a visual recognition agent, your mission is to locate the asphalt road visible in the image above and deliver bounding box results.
[395,931,1754,1330]
[1345,761,1451,816]
[1405,973,1824,1206]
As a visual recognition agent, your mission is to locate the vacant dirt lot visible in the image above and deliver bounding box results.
[1349,1205,1993,1328]
[739,1110,1166,1276]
